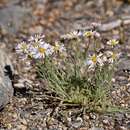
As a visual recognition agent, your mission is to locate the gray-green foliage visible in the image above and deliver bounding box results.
[37,36,117,112]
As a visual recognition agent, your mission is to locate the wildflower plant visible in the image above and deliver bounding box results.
[16,30,121,112]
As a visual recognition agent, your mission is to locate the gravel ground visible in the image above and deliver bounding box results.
[0,0,130,130]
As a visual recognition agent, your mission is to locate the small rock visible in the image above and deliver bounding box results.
[125,113,130,119]
[84,115,90,120]
[102,119,109,125]
[71,117,83,128]
[29,25,43,34]
[20,118,28,126]
[127,122,130,129]
[116,126,127,130]
[79,127,88,130]
[89,127,104,130]
[89,113,96,119]
[117,76,127,81]
[118,59,130,71]
[112,78,116,82]
[115,113,125,121]
[127,86,130,93]
[17,124,27,130]
[13,83,25,88]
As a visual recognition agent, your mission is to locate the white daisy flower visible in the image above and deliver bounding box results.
[28,34,45,43]
[31,43,54,59]
[107,39,119,47]
[85,53,104,69]
[61,30,83,39]
[29,34,46,48]
[105,51,120,64]
[69,30,83,37]
[86,54,98,69]
[16,41,29,54]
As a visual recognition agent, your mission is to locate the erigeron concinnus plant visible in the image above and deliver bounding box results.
[16,30,120,112]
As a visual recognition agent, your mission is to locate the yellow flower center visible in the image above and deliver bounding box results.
[111,40,118,46]
[22,44,27,49]
[84,31,93,37]
[21,44,27,52]
[91,55,97,63]
[38,47,46,54]
[111,53,116,60]
[54,43,60,51]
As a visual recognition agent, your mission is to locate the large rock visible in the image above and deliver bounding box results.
[0,45,13,110]
[0,1,31,34]
[118,58,130,71]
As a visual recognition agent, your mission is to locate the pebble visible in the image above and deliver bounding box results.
[84,115,90,120]
[127,122,130,129]
[112,78,116,82]
[115,113,125,121]
[127,87,130,93]
[20,118,28,126]
[89,113,96,120]
[125,113,130,119]
[29,25,43,34]
[120,86,127,91]
[72,117,83,128]
[79,127,88,130]
[13,83,25,88]
[17,124,27,130]
[89,127,104,130]
[121,103,126,107]
[117,76,126,81]
[118,126,127,130]
[18,98,27,105]
[102,119,109,125]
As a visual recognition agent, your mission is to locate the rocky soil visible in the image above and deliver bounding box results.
[0,0,130,130]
